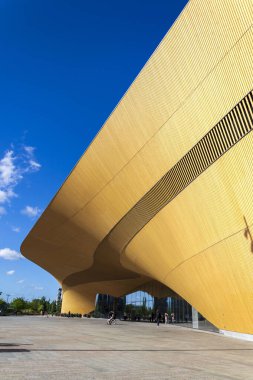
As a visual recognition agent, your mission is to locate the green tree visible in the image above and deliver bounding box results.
[28,297,51,314]
[0,298,8,315]
[28,298,41,313]
[50,300,57,314]
[10,297,28,313]
[56,288,62,314]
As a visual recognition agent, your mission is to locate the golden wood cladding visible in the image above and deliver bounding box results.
[21,0,253,334]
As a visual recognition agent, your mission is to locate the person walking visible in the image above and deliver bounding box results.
[156,309,161,327]
[164,312,168,324]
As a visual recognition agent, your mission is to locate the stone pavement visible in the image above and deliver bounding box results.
[1,316,253,379]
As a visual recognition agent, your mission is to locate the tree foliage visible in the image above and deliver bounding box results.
[2,297,59,315]
[0,298,8,315]
[10,297,28,312]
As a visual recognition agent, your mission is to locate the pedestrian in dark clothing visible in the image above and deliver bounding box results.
[156,309,161,327]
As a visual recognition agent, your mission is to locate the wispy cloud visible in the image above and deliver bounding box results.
[0,150,18,206]
[0,150,21,188]
[0,188,16,204]
[6,270,15,275]
[12,226,20,233]
[29,160,41,170]
[23,146,41,172]
[34,286,44,290]
[21,205,41,218]
[17,279,24,284]
[23,146,35,155]
[0,248,23,260]
[0,146,41,214]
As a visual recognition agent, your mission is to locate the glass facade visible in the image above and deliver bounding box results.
[93,288,218,332]
[171,297,192,323]
[94,294,126,318]
[93,290,192,323]
[125,291,154,321]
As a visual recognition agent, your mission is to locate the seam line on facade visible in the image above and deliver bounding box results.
[163,222,253,282]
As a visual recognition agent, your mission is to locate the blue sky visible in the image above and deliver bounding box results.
[0,0,188,302]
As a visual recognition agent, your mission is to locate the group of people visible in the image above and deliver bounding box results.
[150,310,175,325]
[107,309,175,326]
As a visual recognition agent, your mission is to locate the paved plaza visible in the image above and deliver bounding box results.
[1,316,253,379]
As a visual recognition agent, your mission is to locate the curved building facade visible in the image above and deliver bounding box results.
[21,0,253,335]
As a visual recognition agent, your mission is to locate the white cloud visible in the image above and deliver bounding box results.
[29,160,41,170]
[34,286,43,290]
[6,270,15,275]
[23,146,41,172]
[21,205,41,218]
[0,206,6,215]
[24,146,35,155]
[0,248,23,260]
[17,279,24,284]
[0,150,19,207]
[0,150,21,188]
[0,146,41,215]
[0,188,16,204]
[12,226,20,233]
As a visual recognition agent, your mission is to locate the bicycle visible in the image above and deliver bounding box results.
[107,317,117,325]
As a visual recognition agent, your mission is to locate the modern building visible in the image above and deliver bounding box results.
[21,0,253,338]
